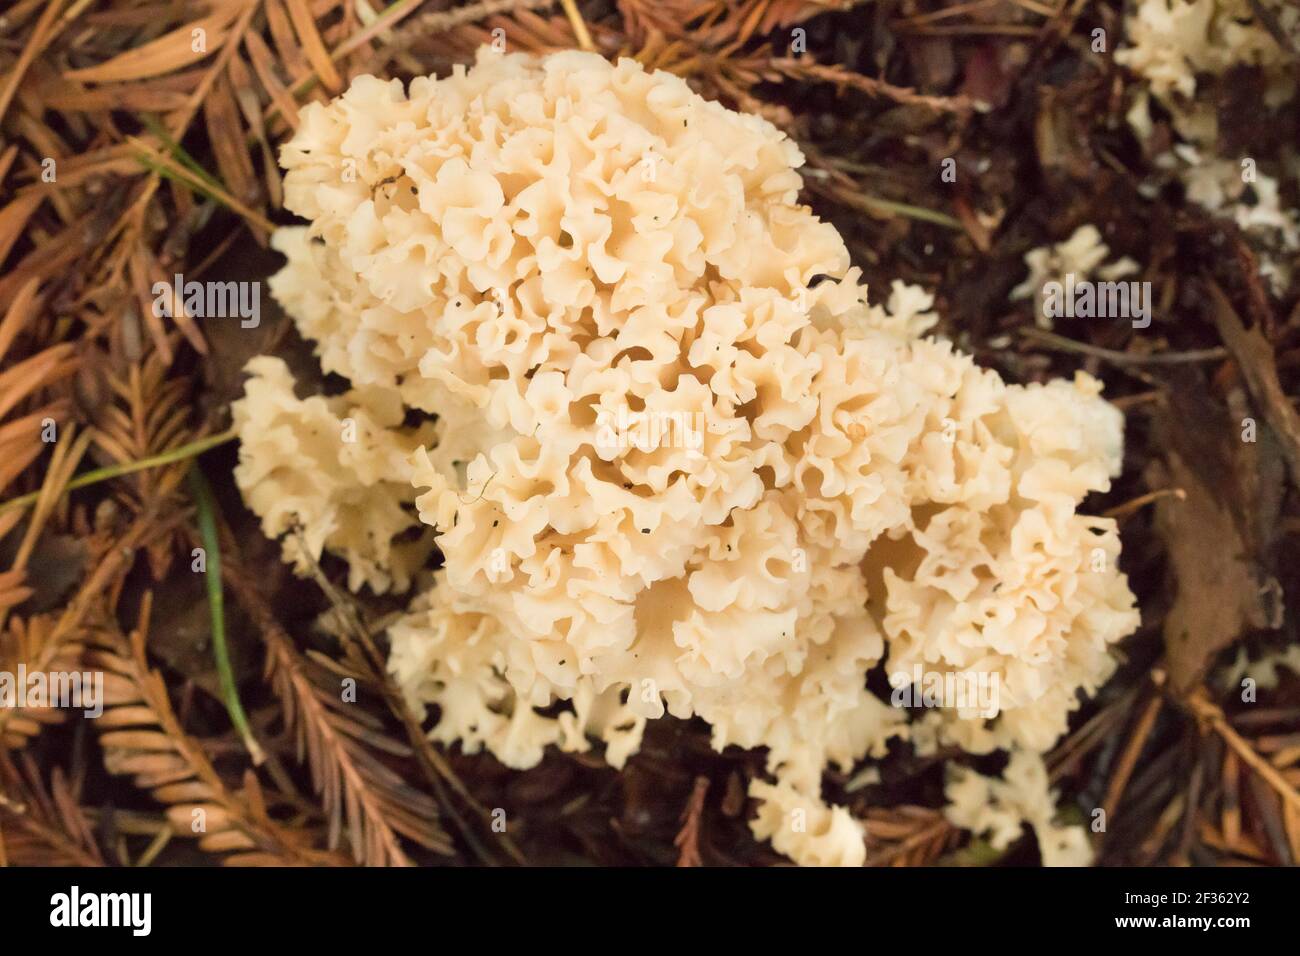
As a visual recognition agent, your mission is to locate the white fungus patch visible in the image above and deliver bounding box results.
[1117,0,1300,292]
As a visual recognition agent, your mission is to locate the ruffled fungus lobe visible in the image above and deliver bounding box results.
[234,49,1140,866]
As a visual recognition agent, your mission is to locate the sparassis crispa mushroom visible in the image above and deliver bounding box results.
[233,49,1141,866]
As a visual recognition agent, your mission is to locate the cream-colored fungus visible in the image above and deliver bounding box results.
[234,49,1140,866]
[1118,0,1299,292]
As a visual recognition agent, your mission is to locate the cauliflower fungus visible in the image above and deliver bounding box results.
[233,49,1140,866]
[1010,224,1140,330]
[1118,0,1300,292]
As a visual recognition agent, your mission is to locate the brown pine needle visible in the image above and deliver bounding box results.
[0,0,65,129]
[1104,487,1187,521]
[674,776,709,867]
[1191,690,1300,817]
[1100,692,1164,835]
[1019,327,1231,366]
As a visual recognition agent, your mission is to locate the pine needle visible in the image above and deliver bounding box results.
[559,0,595,50]
[186,464,264,766]
[0,429,237,518]
[838,191,965,230]
[139,114,224,194]
[127,137,275,236]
